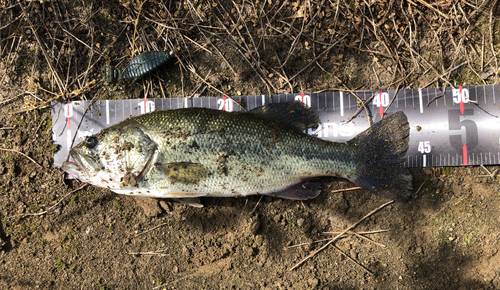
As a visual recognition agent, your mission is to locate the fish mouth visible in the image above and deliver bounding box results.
[61,150,91,179]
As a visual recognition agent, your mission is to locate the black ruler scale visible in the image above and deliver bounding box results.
[52,85,500,171]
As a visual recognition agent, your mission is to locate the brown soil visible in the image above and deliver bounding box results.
[1,1,499,289]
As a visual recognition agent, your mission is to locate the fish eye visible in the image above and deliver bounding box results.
[86,136,98,149]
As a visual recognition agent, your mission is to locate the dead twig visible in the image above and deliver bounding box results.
[322,229,389,236]
[7,184,87,219]
[479,165,498,178]
[17,0,65,95]
[234,199,248,235]
[415,181,426,195]
[14,80,96,114]
[128,249,169,257]
[425,89,446,107]
[286,230,388,250]
[332,245,374,275]
[289,200,394,270]
[422,61,467,89]
[331,187,362,193]
[134,222,169,237]
[250,195,263,216]
[410,0,449,19]
[344,91,377,126]
[0,148,42,168]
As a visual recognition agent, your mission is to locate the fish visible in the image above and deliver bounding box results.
[104,51,175,83]
[62,101,412,207]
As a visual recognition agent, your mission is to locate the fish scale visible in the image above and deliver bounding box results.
[137,108,356,196]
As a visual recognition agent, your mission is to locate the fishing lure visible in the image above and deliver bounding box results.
[104,51,175,83]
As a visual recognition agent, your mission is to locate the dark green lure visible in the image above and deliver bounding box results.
[104,51,175,83]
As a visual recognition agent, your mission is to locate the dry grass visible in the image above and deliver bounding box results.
[0,0,497,114]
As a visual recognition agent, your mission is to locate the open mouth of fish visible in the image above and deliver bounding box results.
[61,150,102,183]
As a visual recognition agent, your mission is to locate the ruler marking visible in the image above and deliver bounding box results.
[378,91,383,118]
[493,85,496,104]
[479,85,483,105]
[106,100,109,124]
[478,86,483,105]
[434,88,438,107]
[439,87,444,106]
[428,88,432,107]
[340,92,344,117]
[403,90,406,108]
[395,89,399,108]
[332,92,335,112]
[54,85,500,169]
[459,86,464,114]
[404,88,407,107]
[418,89,423,113]
[463,144,468,165]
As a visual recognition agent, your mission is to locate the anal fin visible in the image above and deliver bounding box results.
[262,181,321,200]
[177,197,203,208]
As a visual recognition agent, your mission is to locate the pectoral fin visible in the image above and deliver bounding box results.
[155,162,209,184]
[261,181,321,200]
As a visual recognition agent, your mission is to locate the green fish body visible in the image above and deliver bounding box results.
[62,101,412,206]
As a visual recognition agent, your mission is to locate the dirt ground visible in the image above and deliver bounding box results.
[1,0,500,289]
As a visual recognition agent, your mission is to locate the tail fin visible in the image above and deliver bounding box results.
[348,112,412,201]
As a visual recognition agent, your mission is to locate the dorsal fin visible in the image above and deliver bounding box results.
[249,101,319,132]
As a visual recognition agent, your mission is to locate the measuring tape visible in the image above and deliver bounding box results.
[52,84,500,170]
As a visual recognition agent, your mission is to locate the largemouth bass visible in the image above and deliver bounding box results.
[62,101,412,206]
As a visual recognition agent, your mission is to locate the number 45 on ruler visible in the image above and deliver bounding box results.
[418,141,431,167]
